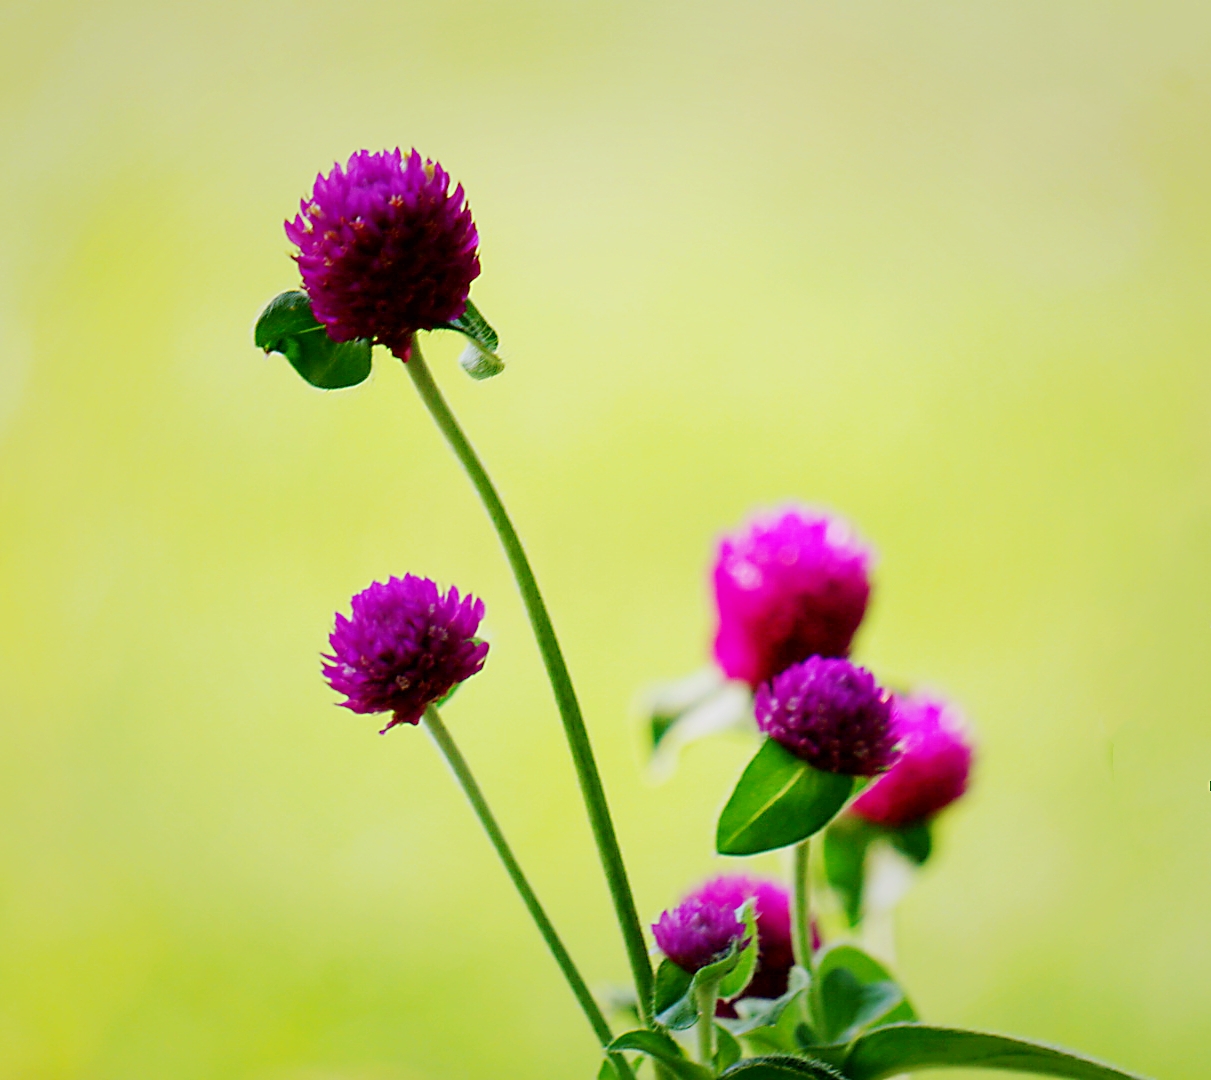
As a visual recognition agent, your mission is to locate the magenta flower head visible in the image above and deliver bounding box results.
[285,149,480,360]
[652,892,751,975]
[322,575,488,733]
[712,507,872,689]
[687,876,794,1001]
[851,694,974,827]
[755,656,898,776]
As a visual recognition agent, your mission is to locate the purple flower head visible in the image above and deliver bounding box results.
[712,507,872,689]
[687,876,794,1003]
[322,575,488,733]
[286,149,480,360]
[755,657,898,776]
[652,893,750,975]
[851,694,974,827]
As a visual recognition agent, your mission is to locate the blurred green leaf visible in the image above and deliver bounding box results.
[730,967,810,1038]
[720,1055,844,1079]
[608,1030,713,1080]
[886,821,932,865]
[254,290,372,390]
[813,945,916,1029]
[823,817,875,927]
[842,1024,1153,1080]
[816,970,902,1045]
[717,740,854,856]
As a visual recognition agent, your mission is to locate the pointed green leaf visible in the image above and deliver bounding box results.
[720,1055,844,1080]
[816,969,901,1044]
[843,1024,1152,1080]
[823,816,876,927]
[254,290,372,390]
[608,1030,713,1080]
[730,966,810,1037]
[717,740,854,856]
[598,1058,620,1080]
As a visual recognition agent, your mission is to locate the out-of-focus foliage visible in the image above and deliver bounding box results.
[0,3,1208,1078]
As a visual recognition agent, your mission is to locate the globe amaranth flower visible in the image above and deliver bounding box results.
[755,656,898,776]
[712,507,872,689]
[851,694,974,827]
[683,876,801,1009]
[323,574,488,733]
[652,892,751,975]
[286,148,480,360]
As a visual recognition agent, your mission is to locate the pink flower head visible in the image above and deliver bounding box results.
[687,876,795,1002]
[755,657,898,776]
[323,575,488,733]
[652,893,751,975]
[286,149,480,359]
[712,508,872,689]
[851,694,974,827]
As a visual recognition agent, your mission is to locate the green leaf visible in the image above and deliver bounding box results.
[730,966,810,1037]
[598,1058,620,1080]
[843,1024,1153,1080]
[816,970,902,1045]
[715,1024,743,1072]
[654,958,693,1017]
[717,740,854,856]
[886,821,932,865]
[254,291,372,390]
[720,1055,845,1080]
[718,901,760,1000]
[608,1030,713,1080]
[823,816,876,927]
[813,945,916,1029]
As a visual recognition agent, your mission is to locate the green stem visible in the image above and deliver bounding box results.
[405,342,654,1023]
[422,707,635,1080]
[694,982,719,1066]
[792,839,813,976]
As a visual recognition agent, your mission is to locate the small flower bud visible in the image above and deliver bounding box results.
[652,894,749,975]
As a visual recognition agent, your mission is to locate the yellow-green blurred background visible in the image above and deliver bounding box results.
[1,3,1209,1077]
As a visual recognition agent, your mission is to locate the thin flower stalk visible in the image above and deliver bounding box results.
[405,341,655,1023]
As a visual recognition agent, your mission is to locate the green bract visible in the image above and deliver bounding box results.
[254,290,372,390]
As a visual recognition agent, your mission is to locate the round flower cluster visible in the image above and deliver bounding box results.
[286,148,480,359]
[852,694,974,827]
[712,507,871,689]
[323,574,488,732]
[755,656,898,776]
[651,892,750,975]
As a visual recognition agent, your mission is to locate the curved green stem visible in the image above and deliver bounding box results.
[422,707,634,1080]
[792,839,813,977]
[695,982,719,1066]
[405,342,654,1023]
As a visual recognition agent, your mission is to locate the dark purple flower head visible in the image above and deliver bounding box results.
[286,149,480,360]
[755,657,898,776]
[851,694,974,827]
[687,876,794,1003]
[712,507,872,689]
[652,893,750,975]
[322,574,488,733]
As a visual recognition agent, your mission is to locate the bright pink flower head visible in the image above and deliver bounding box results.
[851,695,974,827]
[712,508,872,689]
[755,657,898,776]
[286,149,480,360]
[688,876,794,1001]
[652,893,750,975]
[323,575,488,733]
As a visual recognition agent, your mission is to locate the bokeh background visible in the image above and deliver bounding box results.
[1,2,1209,1077]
